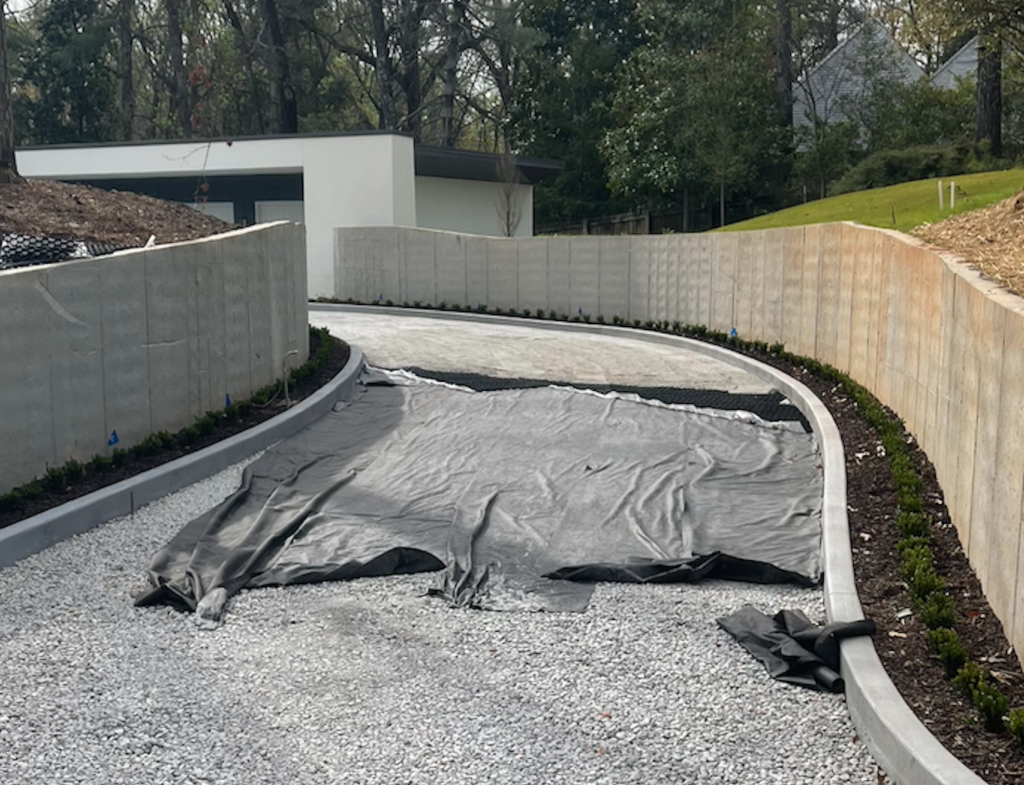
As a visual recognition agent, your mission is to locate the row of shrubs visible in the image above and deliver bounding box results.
[0,326,337,517]
[320,297,1024,747]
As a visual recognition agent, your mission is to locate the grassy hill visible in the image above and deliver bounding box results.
[719,168,1024,233]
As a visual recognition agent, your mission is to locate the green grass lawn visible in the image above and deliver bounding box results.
[718,168,1024,233]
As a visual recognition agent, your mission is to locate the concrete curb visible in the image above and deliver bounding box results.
[312,304,986,785]
[0,347,365,572]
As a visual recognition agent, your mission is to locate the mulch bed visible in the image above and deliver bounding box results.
[756,356,1024,785]
[0,331,350,532]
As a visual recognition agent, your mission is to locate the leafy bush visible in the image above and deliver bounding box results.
[917,591,958,629]
[831,145,968,195]
[43,465,66,491]
[926,628,967,677]
[907,563,946,604]
[952,661,987,697]
[1007,708,1024,749]
[895,511,930,538]
[972,681,1009,732]
[64,458,86,482]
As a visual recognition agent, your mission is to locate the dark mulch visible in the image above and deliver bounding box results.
[757,357,1024,785]
[0,331,350,531]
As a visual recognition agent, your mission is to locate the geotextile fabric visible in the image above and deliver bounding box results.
[137,370,824,623]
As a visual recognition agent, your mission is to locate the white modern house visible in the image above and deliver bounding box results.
[17,131,562,297]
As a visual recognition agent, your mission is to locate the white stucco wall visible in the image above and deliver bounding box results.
[415,176,534,238]
[18,134,417,298]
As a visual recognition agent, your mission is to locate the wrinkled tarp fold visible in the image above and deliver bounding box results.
[717,606,877,692]
[137,370,824,620]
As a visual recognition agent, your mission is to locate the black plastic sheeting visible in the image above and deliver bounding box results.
[717,606,877,692]
[402,367,812,432]
[137,370,824,622]
[0,233,130,270]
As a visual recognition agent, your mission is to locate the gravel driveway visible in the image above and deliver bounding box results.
[0,317,882,785]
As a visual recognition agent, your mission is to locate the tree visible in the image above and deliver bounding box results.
[0,1,20,183]
[975,30,1002,154]
[602,0,783,227]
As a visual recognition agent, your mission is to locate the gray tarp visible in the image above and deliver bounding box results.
[137,371,823,621]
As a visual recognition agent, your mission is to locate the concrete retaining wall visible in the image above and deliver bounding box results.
[335,223,1024,661]
[0,222,308,494]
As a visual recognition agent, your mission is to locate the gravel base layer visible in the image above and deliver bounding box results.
[0,458,880,785]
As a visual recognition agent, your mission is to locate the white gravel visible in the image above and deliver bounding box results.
[0,458,880,785]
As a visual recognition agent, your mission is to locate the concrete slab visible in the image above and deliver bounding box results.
[310,310,775,394]
[990,314,1024,635]
[762,230,785,345]
[711,232,737,334]
[734,231,760,339]
[517,238,548,313]
[465,235,489,309]
[696,234,714,329]
[781,229,805,353]
[598,237,631,321]
[799,226,821,359]
[435,231,469,307]
[569,237,600,318]
[404,229,437,305]
[486,238,518,311]
[816,224,842,369]
[649,235,670,323]
[627,237,650,323]
[546,237,571,317]
[46,262,107,463]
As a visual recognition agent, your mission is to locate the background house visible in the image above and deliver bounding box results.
[17,131,562,297]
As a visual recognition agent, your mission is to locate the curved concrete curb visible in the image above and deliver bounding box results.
[313,304,986,785]
[0,347,365,572]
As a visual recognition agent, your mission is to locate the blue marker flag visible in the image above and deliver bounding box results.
[108,430,119,447]
[225,394,231,408]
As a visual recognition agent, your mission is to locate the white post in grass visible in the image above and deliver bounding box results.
[950,181,955,210]
[938,180,944,210]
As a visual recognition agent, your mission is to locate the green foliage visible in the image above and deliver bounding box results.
[64,458,86,482]
[111,448,129,467]
[971,681,1009,732]
[895,511,931,539]
[830,144,1005,196]
[43,464,66,491]
[917,592,958,629]
[17,0,117,144]
[1007,708,1024,749]
[926,628,968,678]
[952,661,988,697]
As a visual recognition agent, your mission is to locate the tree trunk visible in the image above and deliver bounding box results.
[222,0,266,134]
[0,5,21,183]
[117,0,135,141]
[975,33,1002,157]
[440,0,467,147]
[165,0,192,137]
[258,0,297,134]
[719,179,726,228]
[774,0,792,127]
[369,0,397,129]
[397,0,425,140]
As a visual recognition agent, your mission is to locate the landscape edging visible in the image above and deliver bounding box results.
[0,347,364,571]
[311,303,987,785]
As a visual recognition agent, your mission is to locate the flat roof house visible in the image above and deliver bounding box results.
[17,131,562,297]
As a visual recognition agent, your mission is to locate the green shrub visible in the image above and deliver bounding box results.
[0,490,21,513]
[952,661,987,697]
[831,145,968,195]
[897,543,933,581]
[972,681,1009,732]
[88,454,113,472]
[926,628,967,677]
[895,511,931,538]
[907,564,946,604]
[1007,708,1024,749]
[895,536,930,557]
[111,448,129,467]
[918,591,957,629]
[43,464,66,491]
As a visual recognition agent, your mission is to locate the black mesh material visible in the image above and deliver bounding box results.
[0,233,132,270]
[400,367,811,431]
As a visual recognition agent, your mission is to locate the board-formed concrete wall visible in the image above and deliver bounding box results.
[335,223,1024,660]
[0,222,308,494]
